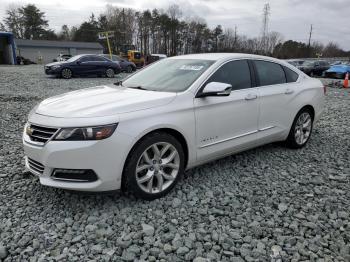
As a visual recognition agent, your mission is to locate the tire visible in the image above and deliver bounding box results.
[61,68,72,79]
[122,132,185,200]
[126,65,133,73]
[285,108,313,149]
[105,68,115,78]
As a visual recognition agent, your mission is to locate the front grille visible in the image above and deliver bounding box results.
[28,158,45,174]
[27,124,58,144]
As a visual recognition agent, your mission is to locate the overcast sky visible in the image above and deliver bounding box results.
[0,0,349,50]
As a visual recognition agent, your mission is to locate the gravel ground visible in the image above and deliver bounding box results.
[0,65,349,261]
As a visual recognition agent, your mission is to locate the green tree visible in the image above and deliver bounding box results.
[73,14,100,42]
[19,4,49,39]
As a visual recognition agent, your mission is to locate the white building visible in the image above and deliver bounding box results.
[15,39,103,64]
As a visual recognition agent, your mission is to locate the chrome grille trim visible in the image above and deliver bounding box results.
[27,124,59,144]
[27,158,45,174]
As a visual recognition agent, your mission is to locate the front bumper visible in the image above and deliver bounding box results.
[44,67,61,75]
[23,127,133,192]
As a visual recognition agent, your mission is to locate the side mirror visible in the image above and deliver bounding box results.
[76,61,81,65]
[197,82,232,98]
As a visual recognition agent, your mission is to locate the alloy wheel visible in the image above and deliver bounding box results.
[135,142,180,194]
[294,112,312,145]
[61,68,72,79]
[106,68,114,78]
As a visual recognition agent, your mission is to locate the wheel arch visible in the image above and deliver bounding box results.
[124,127,189,170]
[299,104,315,120]
[120,127,190,192]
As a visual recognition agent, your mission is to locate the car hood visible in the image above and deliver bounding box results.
[35,85,176,118]
[45,61,67,67]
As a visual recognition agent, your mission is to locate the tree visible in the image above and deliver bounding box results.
[0,22,6,31]
[58,25,71,40]
[212,25,223,52]
[323,42,343,57]
[4,5,25,38]
[19,4,49,39]
[4,4,56,40]
[73,14,100,42]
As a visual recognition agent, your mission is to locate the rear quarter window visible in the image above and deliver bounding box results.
[283,66,299,83]
[254,60,286,86]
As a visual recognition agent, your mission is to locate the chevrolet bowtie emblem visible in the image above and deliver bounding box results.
[26,126,33,136]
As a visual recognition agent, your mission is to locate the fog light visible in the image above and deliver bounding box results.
[51,169,98,182]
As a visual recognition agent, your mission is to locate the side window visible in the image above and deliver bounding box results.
[97,56,108,62]
[206,60,252,90]
[90,56,106,62]
[254,60,286,86]
[79,56,90,62]
[283,66,299,83]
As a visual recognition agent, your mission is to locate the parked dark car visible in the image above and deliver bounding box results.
[297,60,330,77]
[44,54,122,79]
[100,54,136,73]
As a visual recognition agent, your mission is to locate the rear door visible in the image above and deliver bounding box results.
[77,56,95,75]
[194,60,259,162]
[253,60,300,143]
[91,56,109,74]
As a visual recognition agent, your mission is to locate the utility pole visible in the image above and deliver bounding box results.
[234,25,237,47]
[308,24,313,48]
[261,3,270,54]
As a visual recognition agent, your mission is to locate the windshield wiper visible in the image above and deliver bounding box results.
[127,86,148,90]
[113,80,123,86]
[114,81,148,90]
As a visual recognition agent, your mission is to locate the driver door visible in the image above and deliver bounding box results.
[194,60,259,162]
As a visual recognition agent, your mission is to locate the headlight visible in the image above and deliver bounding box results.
[51,65,61,70]
[53,124,117,141]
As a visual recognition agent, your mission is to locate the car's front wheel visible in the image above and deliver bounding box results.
[105,68,115,78]
[61,68,72,79]
[285,108,313,148]
[123,132,185,200]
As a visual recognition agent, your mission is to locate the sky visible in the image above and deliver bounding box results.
[0,0,349,50]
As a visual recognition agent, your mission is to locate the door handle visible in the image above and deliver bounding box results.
[285,89,294,95]
[245,93,257,100]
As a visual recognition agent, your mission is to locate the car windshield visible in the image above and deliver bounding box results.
[66,55,84,62]
[122,59,214,92]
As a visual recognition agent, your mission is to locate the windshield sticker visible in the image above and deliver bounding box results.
[179,65,204,71]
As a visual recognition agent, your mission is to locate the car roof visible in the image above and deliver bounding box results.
[169,53,284,63]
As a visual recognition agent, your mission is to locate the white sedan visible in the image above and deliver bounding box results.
[23,53,325,200]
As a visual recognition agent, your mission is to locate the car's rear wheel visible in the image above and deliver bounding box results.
[122,132,185,200]
[61,68,72,79]
[126,65,133,73]
[105,68,115,78]
[285,108,313,148]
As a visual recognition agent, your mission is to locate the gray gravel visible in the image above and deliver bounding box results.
[0,65,350,261]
